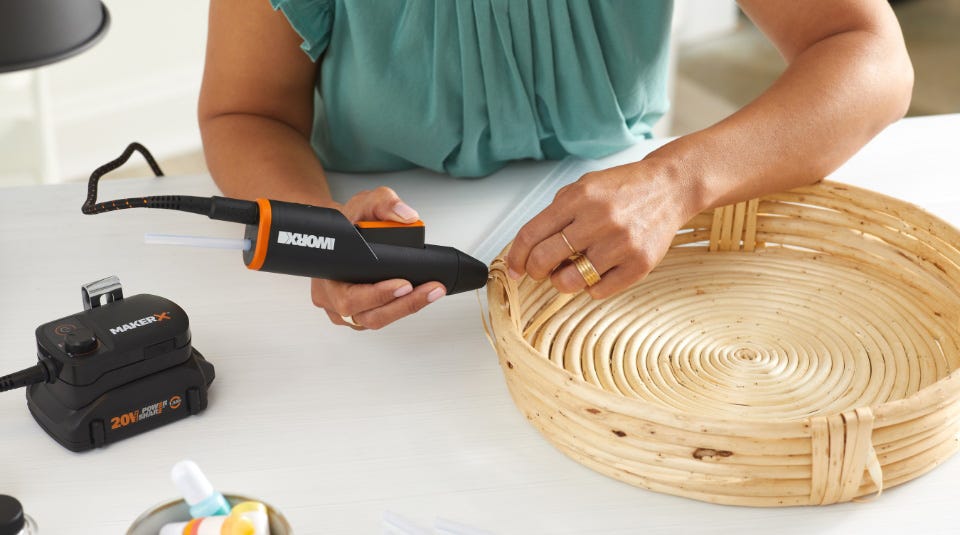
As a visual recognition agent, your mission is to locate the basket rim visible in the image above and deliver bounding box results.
[487,179,960,433]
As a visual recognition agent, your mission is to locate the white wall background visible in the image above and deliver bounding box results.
[0,0,209,186]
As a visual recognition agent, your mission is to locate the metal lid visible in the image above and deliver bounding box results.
[0,0,110,73]
[0,495,25,535]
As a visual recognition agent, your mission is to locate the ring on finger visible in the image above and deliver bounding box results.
[571,253,602,287]
[559,230,579,258]
[340,314,361,327]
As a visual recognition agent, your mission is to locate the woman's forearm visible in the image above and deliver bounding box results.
[200,113,336,208]
[199,0,330,207]
[648,20,913,217]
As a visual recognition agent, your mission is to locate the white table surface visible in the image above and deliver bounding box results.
[1,114,958,535]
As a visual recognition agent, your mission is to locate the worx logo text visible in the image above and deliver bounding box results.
[277,231,336,250]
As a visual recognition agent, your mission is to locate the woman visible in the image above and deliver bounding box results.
[199,0,913,330]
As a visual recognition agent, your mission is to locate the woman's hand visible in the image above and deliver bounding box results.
[506,158,702,299]
[508,0,912,302]
[311,187,447,329]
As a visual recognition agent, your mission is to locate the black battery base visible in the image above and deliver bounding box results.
[0,277,218,452]
[26,347,214,452]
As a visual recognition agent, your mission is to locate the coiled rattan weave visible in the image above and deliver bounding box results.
[487,181,960,506]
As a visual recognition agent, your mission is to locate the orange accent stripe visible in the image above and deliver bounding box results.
[246,198,272,271]
[356,220,424,229]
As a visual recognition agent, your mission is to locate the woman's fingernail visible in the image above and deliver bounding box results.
[427,287,446,303]
[394,284,413,297]
[392,202,419,222]
[508,268,521,280]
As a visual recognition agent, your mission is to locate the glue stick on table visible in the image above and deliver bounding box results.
[171,460,231,518]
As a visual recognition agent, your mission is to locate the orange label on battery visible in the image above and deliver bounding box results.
[108,395,180,430]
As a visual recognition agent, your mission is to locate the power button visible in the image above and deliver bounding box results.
[64,328,99,356]
[53,323,78,336]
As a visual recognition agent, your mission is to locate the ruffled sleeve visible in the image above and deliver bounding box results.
[270,0,334,62]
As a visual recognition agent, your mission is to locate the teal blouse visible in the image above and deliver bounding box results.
[270,0,673,178]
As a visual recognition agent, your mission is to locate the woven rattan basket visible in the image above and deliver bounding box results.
[487,181,960,506]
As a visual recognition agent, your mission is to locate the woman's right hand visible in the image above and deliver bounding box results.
[311,187,447,330]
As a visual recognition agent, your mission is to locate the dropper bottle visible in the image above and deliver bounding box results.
[171,460,231,518]
[0,495,38,535]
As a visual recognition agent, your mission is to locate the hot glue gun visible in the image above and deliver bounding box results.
[82,144,489,294]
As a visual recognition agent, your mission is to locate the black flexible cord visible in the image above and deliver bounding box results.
[81,142,170,213]
[81,142,213,216]
[80,142,259,225]
[0,359,56,393]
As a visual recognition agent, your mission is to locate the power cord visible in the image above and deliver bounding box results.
[0,358,58,393]
[80,142,260,225]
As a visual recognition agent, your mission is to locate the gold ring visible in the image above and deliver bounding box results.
[572,254,601,287]
[340,314,360,327]
[559,230,578,257]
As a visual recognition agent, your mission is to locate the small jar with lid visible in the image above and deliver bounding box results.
[0,495,37,535]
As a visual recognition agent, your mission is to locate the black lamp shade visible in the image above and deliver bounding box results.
[0,0,110,73]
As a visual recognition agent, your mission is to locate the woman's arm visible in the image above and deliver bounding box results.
[200,0,445,329]
[507,0,913,298]
[199,0,332,206]
[660,0,913,208]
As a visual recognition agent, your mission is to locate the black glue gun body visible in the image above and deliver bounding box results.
[81,143,490,293]
[241,199,489,294]
[82,174,489,293]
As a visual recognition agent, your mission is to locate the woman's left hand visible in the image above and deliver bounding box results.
[505,158,703,299]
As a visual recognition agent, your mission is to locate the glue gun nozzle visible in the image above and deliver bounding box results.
[451,250,490,294]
